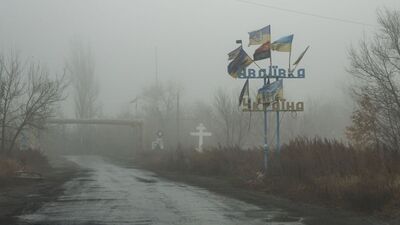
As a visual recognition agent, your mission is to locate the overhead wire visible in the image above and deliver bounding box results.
[234,0,368,148]
[236,0,376,27]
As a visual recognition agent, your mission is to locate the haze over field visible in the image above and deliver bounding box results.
[2,2,400,225]
[1,0,398,121]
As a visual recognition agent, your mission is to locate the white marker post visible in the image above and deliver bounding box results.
[151,130,164,150]
[190,123,212,152]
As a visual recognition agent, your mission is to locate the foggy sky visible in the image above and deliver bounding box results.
[1,0,399,117]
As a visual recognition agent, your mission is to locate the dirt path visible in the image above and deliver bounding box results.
[4,155,398,225]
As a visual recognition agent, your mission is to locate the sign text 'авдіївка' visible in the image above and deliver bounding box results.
[237,66,305,79]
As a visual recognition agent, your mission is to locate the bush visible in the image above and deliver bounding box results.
[11,149,50,172]
[0,149,49,177]
[136,137,400,215]
[0,158,21,177]
[270,138,400,213]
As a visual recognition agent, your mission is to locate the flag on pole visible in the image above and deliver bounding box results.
[271,34,294,52]
[228,46,242,61]
[293,46,310,65]
[253,41,271,61]
[248,25,271,46]
[239,79,249,106]
[256,80,283,104]
[227,49,253,78]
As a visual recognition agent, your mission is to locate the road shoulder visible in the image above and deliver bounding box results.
[112,153,386,225]
[0,156,79,225]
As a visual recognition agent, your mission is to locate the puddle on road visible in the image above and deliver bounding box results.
[55,197,119,202]
[230,209,304,225]
[135,176,158,184]
[266,214,304,224]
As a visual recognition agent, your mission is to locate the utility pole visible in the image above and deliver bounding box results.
[155,47,159,85]
[176,90,180,150]
[130,97,140,118]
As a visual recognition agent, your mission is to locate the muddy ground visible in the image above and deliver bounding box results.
[0,157,79,225]
[21,156,300,225]
[2,155,400,225]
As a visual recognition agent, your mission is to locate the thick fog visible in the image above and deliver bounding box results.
[1,0,399,150]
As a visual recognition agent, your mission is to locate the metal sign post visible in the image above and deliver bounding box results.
[263,77,269,171]
[242,77,303,170]
[228,28,308,173]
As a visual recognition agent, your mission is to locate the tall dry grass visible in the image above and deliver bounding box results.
[0,149,49,178]
[271,138,400,214]
[0,158,21,177]
[136,137,400,215]
[11,149,50,172]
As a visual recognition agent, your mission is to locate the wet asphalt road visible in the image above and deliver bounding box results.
[19,156,304,225]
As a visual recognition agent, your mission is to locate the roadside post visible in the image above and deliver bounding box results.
[227,25,309,172]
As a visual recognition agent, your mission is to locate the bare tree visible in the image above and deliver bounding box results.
[213,88,252,147]
[141,82,180,149]
[347,9,400,150]
[65,40,99,152]
[0,53,67,154]
[142,82,176,126]
[66,40,99,119]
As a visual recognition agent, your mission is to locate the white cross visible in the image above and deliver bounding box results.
[190,123,212,152]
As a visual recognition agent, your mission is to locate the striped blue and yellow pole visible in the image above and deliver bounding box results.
[263,76,269,172]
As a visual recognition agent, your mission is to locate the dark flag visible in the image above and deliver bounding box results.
[239,79,249,106]
[253,41,271,61]
[228,46,242,61]
[227,49,253,78]
[293,46,310,65]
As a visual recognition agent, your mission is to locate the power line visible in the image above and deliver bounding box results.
[236,0,376,27]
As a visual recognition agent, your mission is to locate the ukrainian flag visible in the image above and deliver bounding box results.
[248,25,271,46]
[256,80,283,104]
[271,34,294,52]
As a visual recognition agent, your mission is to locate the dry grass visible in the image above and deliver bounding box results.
[0,149,49,177]
[11,149,50,172]
[270,138,400,214]
[136,137,400,215]
[0,158,21,177]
